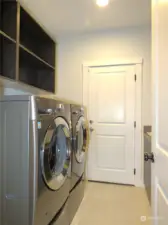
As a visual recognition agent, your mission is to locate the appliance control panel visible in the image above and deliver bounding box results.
[38,108,53,115]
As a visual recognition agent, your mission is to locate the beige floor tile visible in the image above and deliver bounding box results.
[71,182,152,225]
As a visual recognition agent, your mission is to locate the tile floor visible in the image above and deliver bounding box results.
[71,182,151,225]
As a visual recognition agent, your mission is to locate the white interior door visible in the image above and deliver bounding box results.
[152,0,168,224]
[87,65,136,185]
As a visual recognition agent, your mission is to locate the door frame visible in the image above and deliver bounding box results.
[82,58,143,187]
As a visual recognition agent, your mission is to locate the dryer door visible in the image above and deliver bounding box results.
[74,116,87,163]
[41,117,71,191]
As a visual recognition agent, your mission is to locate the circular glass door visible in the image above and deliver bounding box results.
[41,117,71,191]
[74,116,87,163]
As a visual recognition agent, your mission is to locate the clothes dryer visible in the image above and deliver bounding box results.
[68,104,88,223]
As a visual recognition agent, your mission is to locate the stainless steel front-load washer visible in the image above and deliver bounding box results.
[1,95,71,225]
[68,104,88,223]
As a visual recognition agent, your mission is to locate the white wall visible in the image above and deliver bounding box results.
[57,26,151,125]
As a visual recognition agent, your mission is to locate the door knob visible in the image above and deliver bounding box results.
[90,127,94,132]
[90,120,94,124]
[144,152,155,163]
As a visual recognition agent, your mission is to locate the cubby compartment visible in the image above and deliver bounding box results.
[0,33,16,79]
[20,7,55,67]
[0,0,17,40]
[19,46,55,93]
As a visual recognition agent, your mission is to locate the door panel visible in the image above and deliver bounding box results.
[154,150,168,224]
[97,136,125,169]
[88,65,135,184]
[96,73,125,123]
[152,0,168,223]
[156,151,168,197]
[156,184,168,225]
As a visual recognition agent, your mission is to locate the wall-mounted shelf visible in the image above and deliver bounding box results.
[0,0,56,93]
[0,30,16,43]
[20,7,55,67]
[0,32,16,80]
[0,0,17,40]
[19,44,55,69]
[19,46,55,93]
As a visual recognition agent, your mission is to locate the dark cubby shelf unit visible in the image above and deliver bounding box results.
[0,0,17,40]
[0,33,16,79]
[20,7,55,67]
[19,46,55,93]
[0,1,56,93]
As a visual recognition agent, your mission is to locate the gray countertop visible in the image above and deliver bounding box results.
[146,132,152,137]
[144,126,152,138]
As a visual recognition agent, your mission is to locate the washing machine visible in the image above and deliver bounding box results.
[49,199,69,225]
[68,104,88,223]
[1,95,71,225]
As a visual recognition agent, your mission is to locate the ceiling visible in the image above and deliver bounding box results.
[19,0,151,40]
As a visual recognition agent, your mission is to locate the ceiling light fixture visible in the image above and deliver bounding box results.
[96,0,109,7]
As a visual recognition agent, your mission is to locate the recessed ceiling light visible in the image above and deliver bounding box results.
[96,0,109,7]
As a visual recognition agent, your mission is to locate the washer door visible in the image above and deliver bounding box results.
[74,116,87,163]
[41,117,71,191]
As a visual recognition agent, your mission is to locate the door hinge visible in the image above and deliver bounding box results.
[134,121,136,128]
[134,74,137,81]
[134,168,136,175]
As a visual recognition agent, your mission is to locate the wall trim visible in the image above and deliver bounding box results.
[82,58,143,187]
[83,57,143,67]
